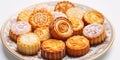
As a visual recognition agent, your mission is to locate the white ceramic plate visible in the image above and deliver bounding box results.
[1,1,114,60]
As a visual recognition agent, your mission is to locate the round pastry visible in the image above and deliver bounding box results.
[29,10,53,30]
[83,10,104,25]
[52,11,67,20]
[66,7,84,35]
[83,23,106,45]
[17,33,40,55]
[54,1,75,14]
[66,36,90,57]
[17,10,33,22]
[41,39,65,60]
[34,3,54,12]
[9,21,31,42]
[34,26,50,43]
[49,17,73,40]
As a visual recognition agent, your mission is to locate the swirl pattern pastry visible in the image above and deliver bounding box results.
[41,39,65,60]
[83,10,104,25]
[83,23,106,45]
[29,10,53,29]
[66,36,90,57]
[54,1,75,14]
[49,17,73,40]
[9,21,31,42]
[17,33,40,55]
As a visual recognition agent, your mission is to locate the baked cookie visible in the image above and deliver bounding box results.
[66,36,90,57]
[17,33,40,55]
[54,1,75,14]
[66,7,84,35]
[9,21,31,42]
[29,10,53,30]
[17,10,33,22]
[83,23,106,45]
[49,17,73,40]
[83,10,104,25]
[41,39,65,60]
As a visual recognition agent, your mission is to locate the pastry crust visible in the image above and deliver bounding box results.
[83,10,104,25]
[66,7,84,35]
[17,33,40,55]
[29,10,53,30]
[66,36,90,57]
[83,23,106,45]
[41,39,65,60]
[9,21,31,42]
[49,17,73,40]
[54,1,75,14]
[17,10,33,22]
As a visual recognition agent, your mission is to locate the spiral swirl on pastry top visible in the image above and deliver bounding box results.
[50,17,73,40]
[29,10,53,29]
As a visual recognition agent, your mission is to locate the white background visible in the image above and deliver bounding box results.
[0,0,119,60]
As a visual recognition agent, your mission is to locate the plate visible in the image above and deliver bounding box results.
[1,1,114,60]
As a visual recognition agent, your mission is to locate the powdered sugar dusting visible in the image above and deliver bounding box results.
[52,12,67,20]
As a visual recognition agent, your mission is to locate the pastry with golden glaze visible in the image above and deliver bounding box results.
[17,33,40,55]
[66,36,90,57]
[83,10,104,25]
[17,10,33,22]
[83,23,106,45]
[54,1,75,14]
[41,39,65,60]
[49,17,73,40]
[9,21,31,42]
[29,10,53,30]
[66,7,84,35]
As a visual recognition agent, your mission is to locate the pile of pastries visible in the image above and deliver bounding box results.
[9,1,106,60]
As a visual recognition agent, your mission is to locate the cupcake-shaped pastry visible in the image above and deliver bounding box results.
[83,23,106,45]
[66,7,84,35]
[41,39,65,60]
[29,10,53,30]
[54,1,75,14]
[83,10,104,25]
[52,11,67,20]
[66,36,90,57]
[17,10,33,22]
[49,17,73,40]
[34,26,50,43]
[9,21,31,42]
[34,3,54,12]
[17,33,40,55]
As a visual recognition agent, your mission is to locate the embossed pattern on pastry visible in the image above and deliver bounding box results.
[66,7,84,35]
[29,10,53,30]
[17,10,33,22]
[54,1,75,14]
[17,33,40,55]
[9,21,31,42]
[41,39,65,60]
[49,17,73,40]
[83,10,104,25]
[66,36,90,57]
[34,26,50,43]
[83,23,106,45]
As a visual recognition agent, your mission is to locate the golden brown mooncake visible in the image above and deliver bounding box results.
[83,23,106,45]
[66,36,90,57]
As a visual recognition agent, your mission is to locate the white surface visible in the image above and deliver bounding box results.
[0,0,119,60]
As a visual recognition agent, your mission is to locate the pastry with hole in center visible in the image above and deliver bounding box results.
[83,10,104,25]
[17,33,40,55]
[41,39,65,60]
[49,17,73,40]
[9,21,31,42]
[66,7,84,35]
[83,23,106,45]
[66,36,90,57]
[54,1,75,14]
